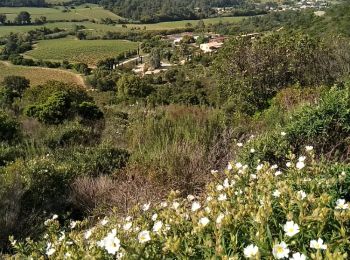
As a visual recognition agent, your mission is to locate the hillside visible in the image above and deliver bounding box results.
[1,1,350,259]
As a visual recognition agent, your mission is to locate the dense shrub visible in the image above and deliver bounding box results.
[11,151,350,259]
[238,86,350,165]
[215,32,350,114]
[0,110,20,142]
[23,81,102,124]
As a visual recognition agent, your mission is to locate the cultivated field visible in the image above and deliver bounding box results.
[0,16,248,37]
[0,4,121,22]
[0,61,85,86]
[25,37,140,66]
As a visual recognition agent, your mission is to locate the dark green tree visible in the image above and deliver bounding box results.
[0,14,6,24]
[15,11,31,24]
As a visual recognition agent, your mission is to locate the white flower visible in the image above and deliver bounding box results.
[281,132,287,136]
[152,213,158,221]
[283,221,300,237]
[205,206,211,213]
[98,229,120,255]
[310,238,327,250]
[138,230,151,243]
[296,161,305,170]
[290,252,306,260]
[235,162,243,168]
[244,244,259,258]
[227,162,233,170]
[237,142,243,147]
[172,202,180,210]
[52,214,58,220]
[256,164,263,171]
[187,195,195,201]
[123,222,132,231]
[206,196,213,202]
[198,217,210,227]
[218,193,227,201]
[275,171,282,176]
[250,174,257,179]
[273,190,281,198]
[191,201,201,211]
[216,213,225,224]
[223,178,230,188]
[297,190,307,200]
[335,199,349,210]
[211,170,218,174]
[286,162,292,167]
[58,232,65,241]
[84,229,94,239]
[216,184,224,191]
[298,156,306,162]
[272,241,290,259]
[160,202,168,208]
[64,252,72,258]
[100,217,109,226]
[269,165,277,171]
[305,146,313,151]
[70,221,77,229]
[153,221,163,233]
[46,242,56,256]
[142,203,150,211]
[250,148,255,153]
[125,216,132,222]
[44,219,51,226]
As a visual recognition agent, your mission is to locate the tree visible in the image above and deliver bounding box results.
[0,14,6,24]
[15,11,31,24]
[149,48,161,69]
[76,31,87,40]
[117,74,153,101]
[1,76,30,104]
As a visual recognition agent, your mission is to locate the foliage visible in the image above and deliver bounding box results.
[116,74,154,102]
[215,32,350,114]
[238,86,350,166]
[0,109,20,142]
[11,150,350,259]
[23,81,102,124]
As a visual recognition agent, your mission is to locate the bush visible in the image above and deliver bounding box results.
[238,86,350,165]
[0,110,20,142]
[77,102,104,121]
[11,152,350,259]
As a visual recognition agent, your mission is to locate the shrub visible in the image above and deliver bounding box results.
[77,102,104,121]
[11,151,350,259]
[0,110,20,142]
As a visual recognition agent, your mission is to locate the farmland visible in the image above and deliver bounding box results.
[0,16,247,37]
[0,4,121,22]
[25,37,140,66]
[0,61,85,86]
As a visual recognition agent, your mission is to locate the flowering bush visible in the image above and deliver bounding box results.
[10,147,350,259]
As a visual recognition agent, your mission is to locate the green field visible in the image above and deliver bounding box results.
[25,37,140,66]
[0,61,84,86]
[0,16,247,37]
[0,4,121,22]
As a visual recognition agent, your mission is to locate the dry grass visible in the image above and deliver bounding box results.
[0,62,85,86]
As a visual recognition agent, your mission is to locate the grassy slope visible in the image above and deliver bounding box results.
[25,37,140,66]
[0,61,85,86]
[0,4,122,22]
